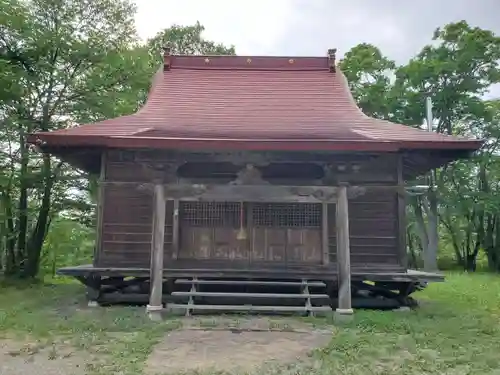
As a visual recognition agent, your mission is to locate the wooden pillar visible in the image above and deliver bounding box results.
[93,152,106,266]
[172,199,180,259]
[336,184,353,316]
[397,155,408,268]
[146,184,166,321]
[322,202,329,265]
[88,152,106,307]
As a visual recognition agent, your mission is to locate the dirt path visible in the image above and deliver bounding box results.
[0,339,91,375]
[1,317,333,375]
[145,317,333,374]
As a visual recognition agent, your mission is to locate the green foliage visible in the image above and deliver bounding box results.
[0,1,235,279]
[341,21,500,271]
[146,21,236,68]
[395,20,500,134]
[40,217,94,277]
[339,43,396,120]
[0,0,146,278]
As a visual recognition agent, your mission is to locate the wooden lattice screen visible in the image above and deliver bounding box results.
[179,202,321,228]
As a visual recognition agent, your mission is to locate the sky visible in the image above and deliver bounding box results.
[133,0,500,97]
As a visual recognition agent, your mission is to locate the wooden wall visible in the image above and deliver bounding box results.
[327,192,400,269]
[95,149,404,271]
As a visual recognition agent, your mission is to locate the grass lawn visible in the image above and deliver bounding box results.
[1,272,500,374]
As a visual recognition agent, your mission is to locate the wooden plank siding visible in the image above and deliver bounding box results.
[327,192,401,268]
[95,150,404,272]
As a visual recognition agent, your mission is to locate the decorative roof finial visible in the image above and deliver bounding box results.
[328,48,337,73]
[163,44,172,71]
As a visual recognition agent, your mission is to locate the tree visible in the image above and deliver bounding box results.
[339,43,396,120]
[439,101,500,271]
[395,21,500,271]
[0,0,151,278]
[146,21,235,68]
[0,1,237,279]
[340,22,500,271]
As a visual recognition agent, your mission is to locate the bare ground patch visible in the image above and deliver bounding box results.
[145,317,333,375]
[0,338,98,375]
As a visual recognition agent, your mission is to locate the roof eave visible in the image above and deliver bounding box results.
[27,133,484,153]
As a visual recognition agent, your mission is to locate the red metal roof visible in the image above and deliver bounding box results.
[28,54,482,152]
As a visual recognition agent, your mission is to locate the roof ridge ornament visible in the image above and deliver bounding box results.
[328,48,337,73]
[163,45,171,71]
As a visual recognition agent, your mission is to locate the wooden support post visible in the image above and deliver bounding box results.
[172,199,180,260]
[86,274,101,307]
[397,155,408,268]
[88,152,106,306]
[336,184,353,317]
[322,202,329,265]
[93,152,106,267]
[146,184,166,321]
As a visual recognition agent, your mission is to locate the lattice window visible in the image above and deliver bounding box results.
[252,203,321,228]
[180,202,242,227]
[180,202,322,228]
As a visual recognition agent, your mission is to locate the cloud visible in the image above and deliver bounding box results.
[133,0,500,98]
[133,0,294,55]
[273,0,500,62]
[134,0,500,61]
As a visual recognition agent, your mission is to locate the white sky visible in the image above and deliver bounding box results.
[134,0,297,56]
[133,0,500,59]
[133,0,500,97]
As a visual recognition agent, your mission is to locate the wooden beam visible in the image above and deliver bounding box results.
[160,184,339,203]
[108,149,384,165]
[336,184,353,316]
[146,183,166,321]
[322,202,329,265]
[105,180,405,198]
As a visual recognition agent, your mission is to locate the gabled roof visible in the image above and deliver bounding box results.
[28,52,482,153]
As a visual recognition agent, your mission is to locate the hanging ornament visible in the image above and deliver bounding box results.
[236,201,248,240]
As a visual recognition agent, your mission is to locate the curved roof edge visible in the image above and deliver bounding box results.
[27,52,484,154]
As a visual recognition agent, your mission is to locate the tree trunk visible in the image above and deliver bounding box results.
[487,215,500,272]
[412,197,428,256]
[406,227,419,268]
[424,190,439,271]
[442,213,464,267]
[22,155,55,278]
[16,137,29,271]
[2,190,18,275]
